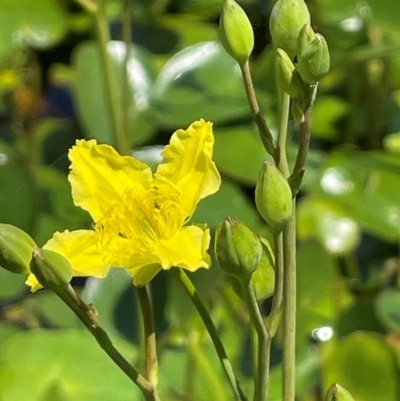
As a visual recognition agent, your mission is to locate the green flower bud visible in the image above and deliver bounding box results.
[30,248,73,291]
[215,216,262,279]
[255,162,293,233]
[251,236,275,301]
[297,33,330,84]
[325,384,355,401]
[297,23,317,59]
[219,0,254,66]
[291,98,305,123]
[269,0,310,59]
[276,48,307,98]
[0,223,36,274]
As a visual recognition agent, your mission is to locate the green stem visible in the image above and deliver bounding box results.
[171,268,248,401]
[266,232,284,336]
[276,92,296,401]
[121,0,133,141]
[277,93,291,176]
[242,280,270,401]
[52,284,156,401]
[93,0,129,154]
[241,61,276,161]
[137,286,159,399]
[282,208,296,401]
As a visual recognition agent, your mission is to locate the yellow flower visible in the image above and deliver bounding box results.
[26,120,221,290]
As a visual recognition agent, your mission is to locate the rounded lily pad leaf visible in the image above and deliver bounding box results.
[0,0,68,61]
[0,329,139,401]
[375,289,400,335]
[0,140,35,233]
[214,125,272,184]
[149,41,249,128]
[192,180,260,230]
[297,197,360,256]
[383,132,400,154]
[323,332,398,401]
[73,41,156,147]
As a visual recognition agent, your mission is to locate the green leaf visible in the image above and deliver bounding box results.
[81,269,133,339]
[296,240,336,343]
[149,41,249,127]
[0,262,27,301]
[297,197,360,255]
[0,140,35,232]
[192,180,260,230]
[375,289,400,334]
[73,41,156,147]
[0,0,68,60]
[323,332,398,401]
[0,329,139,401]
[214,125,272,185]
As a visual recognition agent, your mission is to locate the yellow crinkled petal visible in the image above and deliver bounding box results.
[44,229,110,277]
[26,229,110,292]
[127,254,162,287]
[156,120,221,218]
[156,225,211,271]
[69,139,152,221]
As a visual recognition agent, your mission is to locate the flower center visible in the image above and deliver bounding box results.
[94,176,185,264]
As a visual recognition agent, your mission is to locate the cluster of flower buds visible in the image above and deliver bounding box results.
[270,0,330,121]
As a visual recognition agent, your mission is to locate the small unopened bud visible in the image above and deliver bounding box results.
[298,33,330,84]
[325,384,355,401]
[251,236,275,301]
[297,23,317,59]
[30,248,72,291]
[276,48,307,98]
[269,0,310,59]
[255,162,293,233]
[215,216,262,279]
[0,223,36,274]
[219,0,254,66]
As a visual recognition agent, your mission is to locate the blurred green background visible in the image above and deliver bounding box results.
[1,0,400,400]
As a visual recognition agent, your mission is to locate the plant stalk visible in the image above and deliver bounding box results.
[137,286,159,399]
[241,61,276,161]
[93,0,129,154]
[242,280,270,401]
[52,284,156,401]
[171,268,248,401]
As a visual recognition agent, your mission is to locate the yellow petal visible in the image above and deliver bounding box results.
[69,140,152,221]
[131,263,162,287]
[26,274,43,293]
[156,225,211,272]
[156,120,221,218]
[44,230,110,277]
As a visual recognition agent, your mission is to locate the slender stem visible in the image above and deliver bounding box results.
[241,61,276,161]
[277,93,291,177]
[242,280,270,401]
[171,268,248,401]
[188,332,228,401]
[276,92,296,401]
[282,208,297,401]
[93,0,129,154]
[266,232,284,336]
[137,285,159,398]
[289,104,313,194]
[52,284,155,400]
[121,0,133,141]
